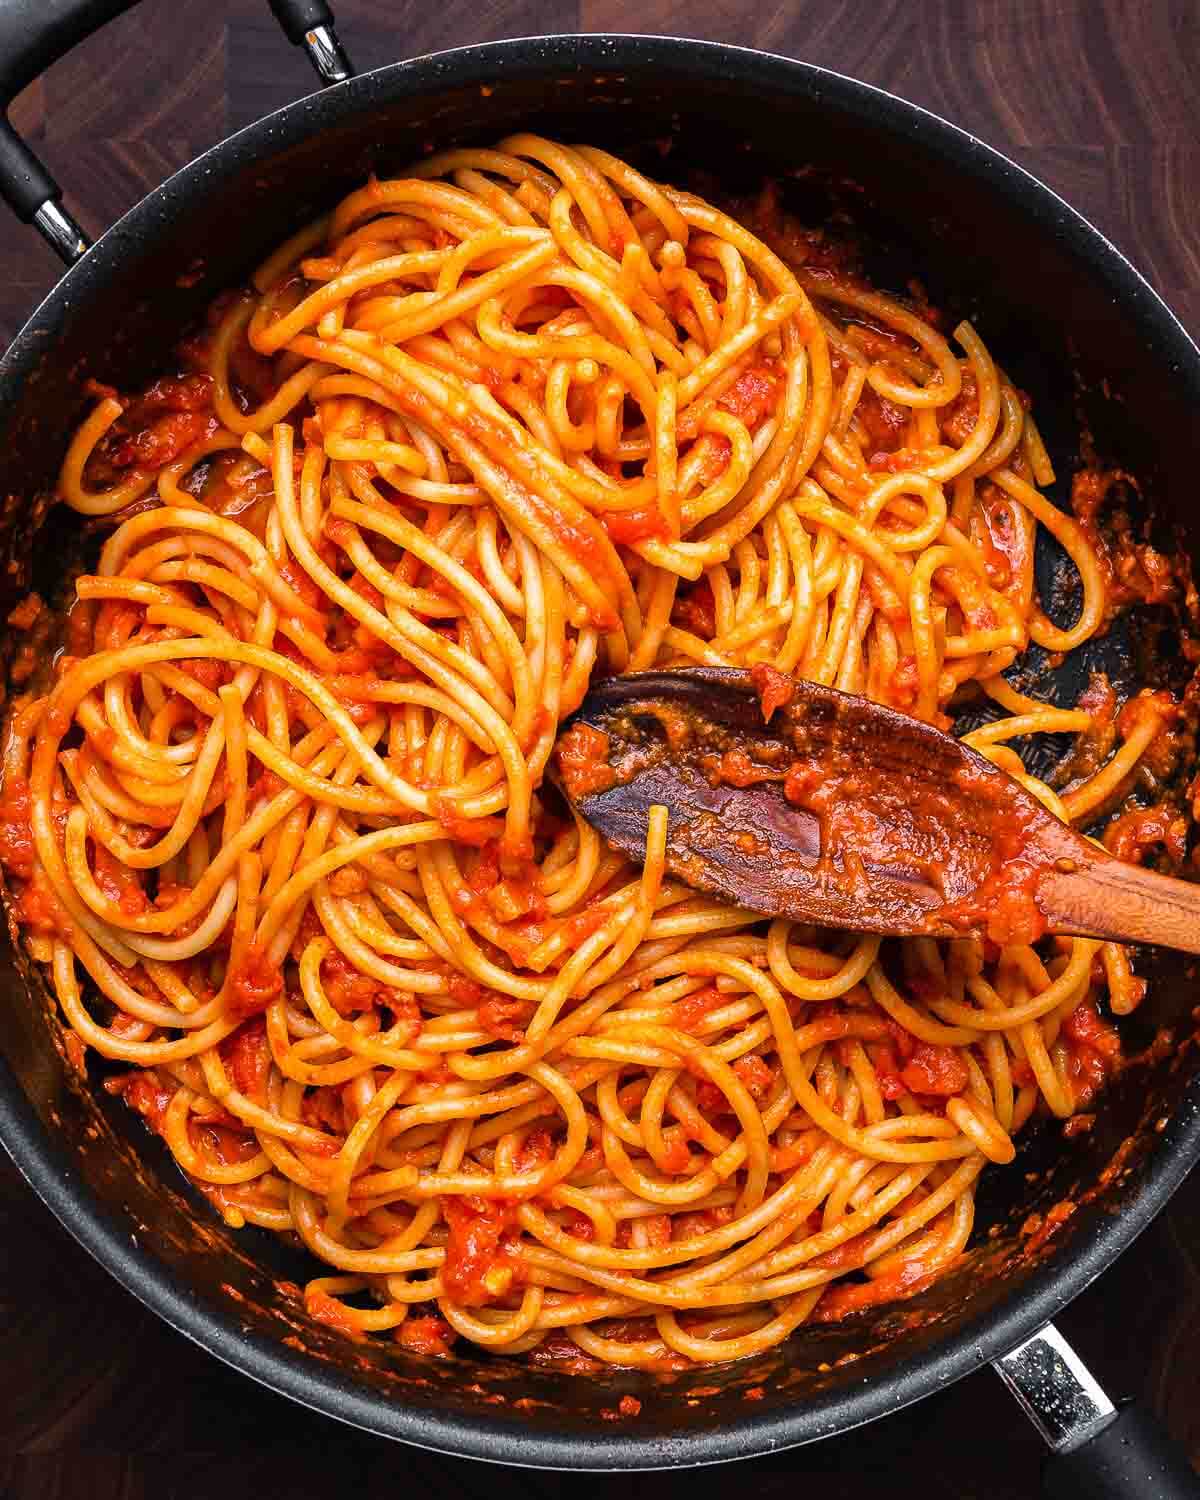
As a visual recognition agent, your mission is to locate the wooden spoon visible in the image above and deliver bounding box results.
[552,667,1200,954]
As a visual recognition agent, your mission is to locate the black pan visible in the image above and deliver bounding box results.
[1,2,1199,1488]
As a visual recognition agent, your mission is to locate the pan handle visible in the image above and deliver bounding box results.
[994,1323,1199,1497]
[0,0,354,264]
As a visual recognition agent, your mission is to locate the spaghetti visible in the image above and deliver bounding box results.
[0,138,1186,1368]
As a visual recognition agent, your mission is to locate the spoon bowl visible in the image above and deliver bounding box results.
[554,668,1200,954]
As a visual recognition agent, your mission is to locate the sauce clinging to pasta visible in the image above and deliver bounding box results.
[0,137,1191,1371]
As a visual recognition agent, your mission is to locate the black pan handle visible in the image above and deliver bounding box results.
[268,0,354,83]
[994,1323,1199,1498]
[1043,1402,1200,1500]
[0,0,354,263]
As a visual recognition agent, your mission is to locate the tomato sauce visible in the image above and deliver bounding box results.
[0,775,35,880]
[315,948,422,1030]
[440,1194,522,1306]
[941,370,979,446]
[655,1135,691,1174]
[750,663,795,722]
[228,947,284,1016]
[1104,801,1189,864]
[1022,1199,1077,1254]
[701,748,781,787]
[562,903,610,944]
[301,1087,345,1135]
[447,966,537,1038]
[476,992,536,1042]
[718,363,779,428]
[692,1076,731,1118]
[689,433,732,486]
[601,504,671,545]
[734,182,861,278]
[526,1331,602,1373]
[934,759,1053,946]
[99,375,217,478]
[92,843,149,916]
[813,1259,942,1321]
[466,841,501,894]
[858,387,910,456]
[731,1054,774,1099]
[554,721,617,799]
[670,985,726,1033]
[305,1289,364,1341]
[1072,469,1179,610]
[975,485,1031,597]
[671,578,716,639]
[220,1018,271,1100]
[105,1069,175,1134]
[195,1118,260,1166]
[899,1042,969,1097]
[770,1140,813,1173]
[1062,999,1121,1109]
[7,592,43,631]
[433,798,507,846]
[394,1316,457,1356]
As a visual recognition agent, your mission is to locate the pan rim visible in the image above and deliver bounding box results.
[2,30,1199,1470]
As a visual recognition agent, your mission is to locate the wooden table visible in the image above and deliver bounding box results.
[2,2,1198,1495]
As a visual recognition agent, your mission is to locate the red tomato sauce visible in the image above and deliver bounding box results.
[750,663,796,723]
[670,985,726,1033]
[98,375,218,478]
[305,1289,364,1341]
[1072,469,1179,609]
[0,775,35,880]
[899,1042,969,1097]
[440,1195,523,1306]
[475,993,534,1041]
[601,504,671,545]
[554,721,617,799]
[1103,801,1189,864]
[92,843,149,916]
[934,759,1052,946]
[105,1069,176,1134]
[858,388,909,456]
[718,362,779,427]
[432,798,507,846]
[941,371,980,446]
[1061,999,1121,1109]
[701,748,781,787]
[671,578,717,639]
[393,1316,457,1356]
[813,1259,942,1321]
[220,1018,271,1100]
[228,947,284,1016]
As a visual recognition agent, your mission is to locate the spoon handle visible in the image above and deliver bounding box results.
[1040,854,1200,954]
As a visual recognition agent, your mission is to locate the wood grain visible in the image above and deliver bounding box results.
[1,2,1198,1496]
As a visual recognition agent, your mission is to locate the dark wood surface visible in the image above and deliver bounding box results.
[2,2,1199,1495]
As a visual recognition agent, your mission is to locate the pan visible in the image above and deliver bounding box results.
[1,2,1199,1488]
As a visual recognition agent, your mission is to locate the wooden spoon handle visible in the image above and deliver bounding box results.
[1039,857,1200,953]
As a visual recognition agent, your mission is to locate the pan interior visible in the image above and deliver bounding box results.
[1,40,1198,1464]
